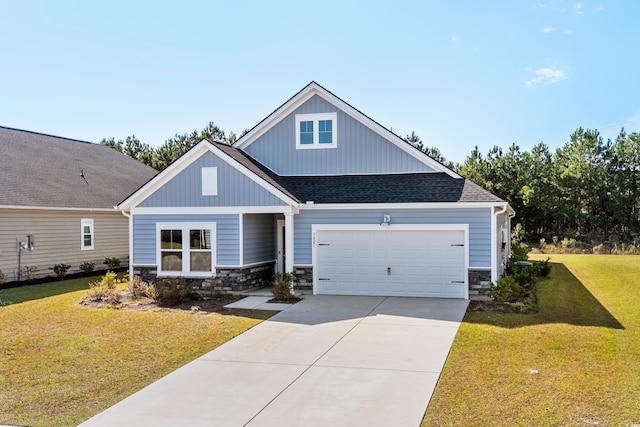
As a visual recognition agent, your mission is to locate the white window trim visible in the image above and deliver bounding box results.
[295,112,337,149]
[202,167,218,196]
[81,218,94,251]
[156,222,217,278]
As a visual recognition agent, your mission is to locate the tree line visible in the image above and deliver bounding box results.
[103,124,640,245]
[409,128,640,245]
[100,122,245,171]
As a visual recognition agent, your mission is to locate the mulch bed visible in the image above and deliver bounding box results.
[78,292,273,316]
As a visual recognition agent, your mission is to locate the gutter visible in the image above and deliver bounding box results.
[491,203,510,283]
[118,206,134,290]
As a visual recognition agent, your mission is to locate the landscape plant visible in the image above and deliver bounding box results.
[154,277,193,305]
[79,261,95,274]
[86,271,124,304]
[272,272,295,300]
[50,263,71,279]
[103,257,121,269]
[21,266,38,282]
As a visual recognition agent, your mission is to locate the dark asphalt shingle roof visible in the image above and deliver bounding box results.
[276,173,504,204]
[211,141,502,204]
[0,126,158,209]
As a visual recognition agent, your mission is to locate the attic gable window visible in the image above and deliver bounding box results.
[295,113,337,149]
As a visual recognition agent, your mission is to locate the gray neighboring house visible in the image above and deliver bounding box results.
[0,126,158,282]
[119,82,514,299]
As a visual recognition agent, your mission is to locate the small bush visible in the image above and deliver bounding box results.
[0,269,5,285]
[22,266,38,282]
[86,271,124,303]
[131,275,157,300]
[104,257,121,268]
[155,277,192,305]
[488,276,526,303]
[272,272,295,300]
[79,261,95,274]
[50,263,71,279]
[531,258,552,277]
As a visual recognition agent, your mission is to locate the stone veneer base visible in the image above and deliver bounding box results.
[133,262,275,296]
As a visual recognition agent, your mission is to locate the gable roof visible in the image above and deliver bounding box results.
[117,139,300,210]
[0,126,158,209]
[233,81,461,179]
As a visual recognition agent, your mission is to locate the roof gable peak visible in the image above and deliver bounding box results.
[233,82,459,178]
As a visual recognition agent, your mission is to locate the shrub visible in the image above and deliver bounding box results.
[131,275,157,300]
[79,261,95,274]
[86,271,124,303]
[530,258,552,277]
[0,269,5,285]
[22,266,38,282]
[272,272,295,300]
[488,276,526,303]
[50,263,71,279]
[155,277,192,305]
[104,257,121,268]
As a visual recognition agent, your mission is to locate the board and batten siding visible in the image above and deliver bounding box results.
[244,95,433,175]
[243,214,275,265]
[139,151,287,208]
[293,208,492,267]
[132,214,240,267]
[0,209,128,281]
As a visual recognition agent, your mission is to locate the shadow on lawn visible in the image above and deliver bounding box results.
[466,262,624,330]
[0,276,101,305]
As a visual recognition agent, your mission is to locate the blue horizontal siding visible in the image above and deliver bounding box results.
[294,208,491,267]
[243,214,275,264]
[244,95,433,175]
[132,214,240,266]
[140,151,287,207]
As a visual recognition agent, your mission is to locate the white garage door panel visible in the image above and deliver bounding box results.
[316,229,466,298]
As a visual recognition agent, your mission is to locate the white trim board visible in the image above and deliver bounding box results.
[234,82,460,178]
[311,223,469,299]
[131,206,298,215]
[118,141,299,210]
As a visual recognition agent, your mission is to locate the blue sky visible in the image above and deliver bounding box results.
[1,1,638,163]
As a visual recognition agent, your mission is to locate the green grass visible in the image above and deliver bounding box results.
[0,276,272,427]
[423,254,640,426]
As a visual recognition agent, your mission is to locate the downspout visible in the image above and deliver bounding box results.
[491,203,509,283]
[118,207,134,291]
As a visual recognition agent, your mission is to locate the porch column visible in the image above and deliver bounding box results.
[284,212,294,273]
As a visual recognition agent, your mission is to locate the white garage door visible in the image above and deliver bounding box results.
[315,229,466,298]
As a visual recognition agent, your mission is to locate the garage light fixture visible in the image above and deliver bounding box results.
[380,215,391,226]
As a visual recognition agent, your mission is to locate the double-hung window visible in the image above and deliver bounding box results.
[157,223,216,276]
[295,112,337,149]
[81,218,94,250]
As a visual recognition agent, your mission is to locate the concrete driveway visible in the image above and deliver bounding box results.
[79,295,468,427]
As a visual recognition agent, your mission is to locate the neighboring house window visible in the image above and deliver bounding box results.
[81,218,94,250]
[202,167,218,196]
[157,223,216,276]
[295,112,337,149]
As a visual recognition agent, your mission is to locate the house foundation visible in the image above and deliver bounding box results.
[133,262,275,295]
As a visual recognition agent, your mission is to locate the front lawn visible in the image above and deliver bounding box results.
[423,254,640,425]
[0,277,272,427]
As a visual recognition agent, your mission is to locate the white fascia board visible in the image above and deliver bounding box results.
[118,140,298,210]
[118,142,212,210]
[207,143,299,206]
[0,205,121,213]
[299,202,506,211]
[131,206,298,215]
[234,82,460,178]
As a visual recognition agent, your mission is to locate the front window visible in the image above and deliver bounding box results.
[157,223,216,276]
[295,112,337,149]
[81,218,94,250]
